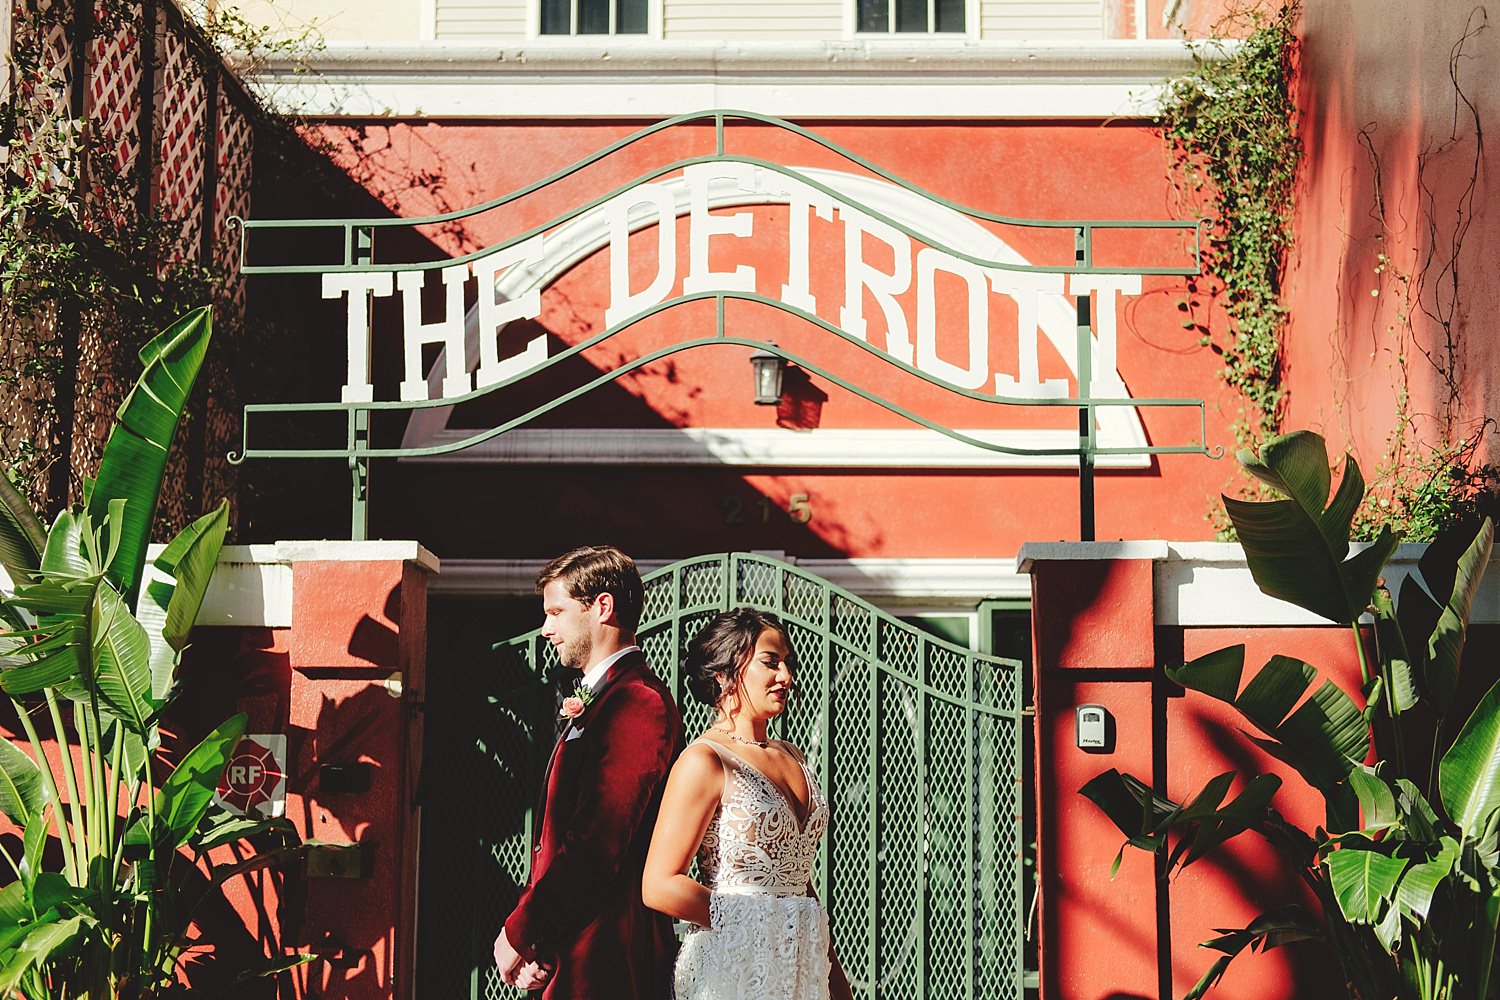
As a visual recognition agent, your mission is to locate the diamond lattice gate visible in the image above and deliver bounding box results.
[420,553,1025,999]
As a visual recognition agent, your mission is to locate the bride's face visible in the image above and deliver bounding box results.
[731,627,795,721]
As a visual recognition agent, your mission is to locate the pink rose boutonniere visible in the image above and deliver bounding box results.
[559,681,596,721]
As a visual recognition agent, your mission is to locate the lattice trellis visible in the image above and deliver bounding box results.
[4,0,260,529]
[86,0,144,228]
[154,18,207,266]
[420,554,1026,1000]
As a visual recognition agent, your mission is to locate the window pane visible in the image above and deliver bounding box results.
[857,0,888,32]
[894,0,927,32]
[578,0,610,34]
[616,0,647,33]
[935,0,963,32]
[540,0,569,33]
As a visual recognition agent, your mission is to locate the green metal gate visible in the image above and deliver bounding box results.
[418,552,1025,999]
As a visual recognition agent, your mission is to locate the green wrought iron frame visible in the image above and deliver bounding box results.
[229,109,1221,540]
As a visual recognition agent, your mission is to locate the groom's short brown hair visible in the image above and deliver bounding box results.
[536,545,646,633]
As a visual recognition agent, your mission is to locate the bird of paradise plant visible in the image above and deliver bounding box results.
[1084,430,1498,1000]
[0,307,310,996]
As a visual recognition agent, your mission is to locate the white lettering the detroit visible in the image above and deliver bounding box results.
[323,163,1142,406]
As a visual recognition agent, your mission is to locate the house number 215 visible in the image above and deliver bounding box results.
[722,493,812,525]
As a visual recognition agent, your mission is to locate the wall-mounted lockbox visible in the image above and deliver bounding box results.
[1076,704,1113,752]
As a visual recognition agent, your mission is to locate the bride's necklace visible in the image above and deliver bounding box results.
[714,725,769,749]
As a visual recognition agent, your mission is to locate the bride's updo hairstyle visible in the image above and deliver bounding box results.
[683,607,793,708]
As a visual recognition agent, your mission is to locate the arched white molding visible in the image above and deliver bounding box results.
[399,165,1151,469]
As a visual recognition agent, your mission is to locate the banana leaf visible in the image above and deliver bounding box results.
[151,713,248,849]
[1370,588,1419,714]
[90,583,155,734]
[0,740,43,828]
[38,509,89,580]
[1184,905,1324,1000]
[1394,836,1460,923]
[0,914,87,994]
[1326,846,1409,924]
[1439,674,1500,840]
[1168,645,1370,802]
[0,473,44,590]
[1226,431,1398,623]
[1413,518,1492,720]
[88,306,213,610]
[136,501,230,701]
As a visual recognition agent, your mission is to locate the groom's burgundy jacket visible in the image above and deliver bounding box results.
[505,650,686,999]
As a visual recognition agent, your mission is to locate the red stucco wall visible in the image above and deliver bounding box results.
[263,119,1242,560]
[1286,0,1498,474]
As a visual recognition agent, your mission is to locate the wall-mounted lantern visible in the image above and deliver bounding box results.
[750,346,786,406]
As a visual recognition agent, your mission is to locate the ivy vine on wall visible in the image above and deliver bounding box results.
[1161,1,1301,459]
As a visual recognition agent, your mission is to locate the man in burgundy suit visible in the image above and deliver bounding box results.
[494,545,686,997]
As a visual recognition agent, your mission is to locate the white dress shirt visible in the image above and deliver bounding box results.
[580,644,640,692]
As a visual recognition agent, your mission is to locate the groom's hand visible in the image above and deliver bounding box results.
[493,928,524,984]
[514,960,554,990]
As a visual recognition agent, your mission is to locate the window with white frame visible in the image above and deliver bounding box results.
[541,0,648,34]
[856,0,965,33]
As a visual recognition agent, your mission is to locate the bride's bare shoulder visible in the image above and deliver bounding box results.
[669,739,726,788]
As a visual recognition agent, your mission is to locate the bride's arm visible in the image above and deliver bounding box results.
[642,744,722,928]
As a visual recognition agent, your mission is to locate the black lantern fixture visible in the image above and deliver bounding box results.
[749,346,785,406]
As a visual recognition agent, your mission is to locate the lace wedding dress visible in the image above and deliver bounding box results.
[674,739,832,1000]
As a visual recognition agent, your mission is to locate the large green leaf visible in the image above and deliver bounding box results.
[91,582,154,733]
[1424,518,1493,719]
[1184,905,1324,1000]
[1395,836,1459,923]
[1440,674,1500,839]
[88,306,214,609]
[0,473,44,591]
[0,914,86,993]
[1327,846,1409,924]
[1080,768,1282,877]
[1346,765,1398,833]
[154,713,248,848]
[0,740,43,828]
[1169,646,1369,795]
[38,509,89,579]
[0,581,95,695]
[136,501,230,701]
[1370,588,1419,714]
[1226,431,1398,623]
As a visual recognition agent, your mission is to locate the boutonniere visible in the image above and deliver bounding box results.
[559,680,596,721]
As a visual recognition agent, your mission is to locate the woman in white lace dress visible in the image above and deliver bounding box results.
[643,608,854,1000]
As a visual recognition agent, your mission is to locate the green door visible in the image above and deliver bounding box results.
[416,553,1026,999]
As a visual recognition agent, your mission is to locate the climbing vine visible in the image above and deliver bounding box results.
[1346,7,1495,542]
[1162,1,1300,459]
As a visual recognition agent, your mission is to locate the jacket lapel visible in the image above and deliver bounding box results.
[530,650,647,850]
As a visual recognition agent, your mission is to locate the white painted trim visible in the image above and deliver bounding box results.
[1017,540,1500,627]
[418,0,437,41]
[1014,540,1169,572]
[400,165,1153,469]
[430,556,1030,603]
[409,427,1150,467]
[271,540,441,572]
[248,39,1208,118]
[143,541,441,629]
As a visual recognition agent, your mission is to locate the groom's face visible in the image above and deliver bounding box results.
[541,578,596,671]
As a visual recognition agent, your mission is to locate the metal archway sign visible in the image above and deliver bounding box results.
[230,110,1218,540]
